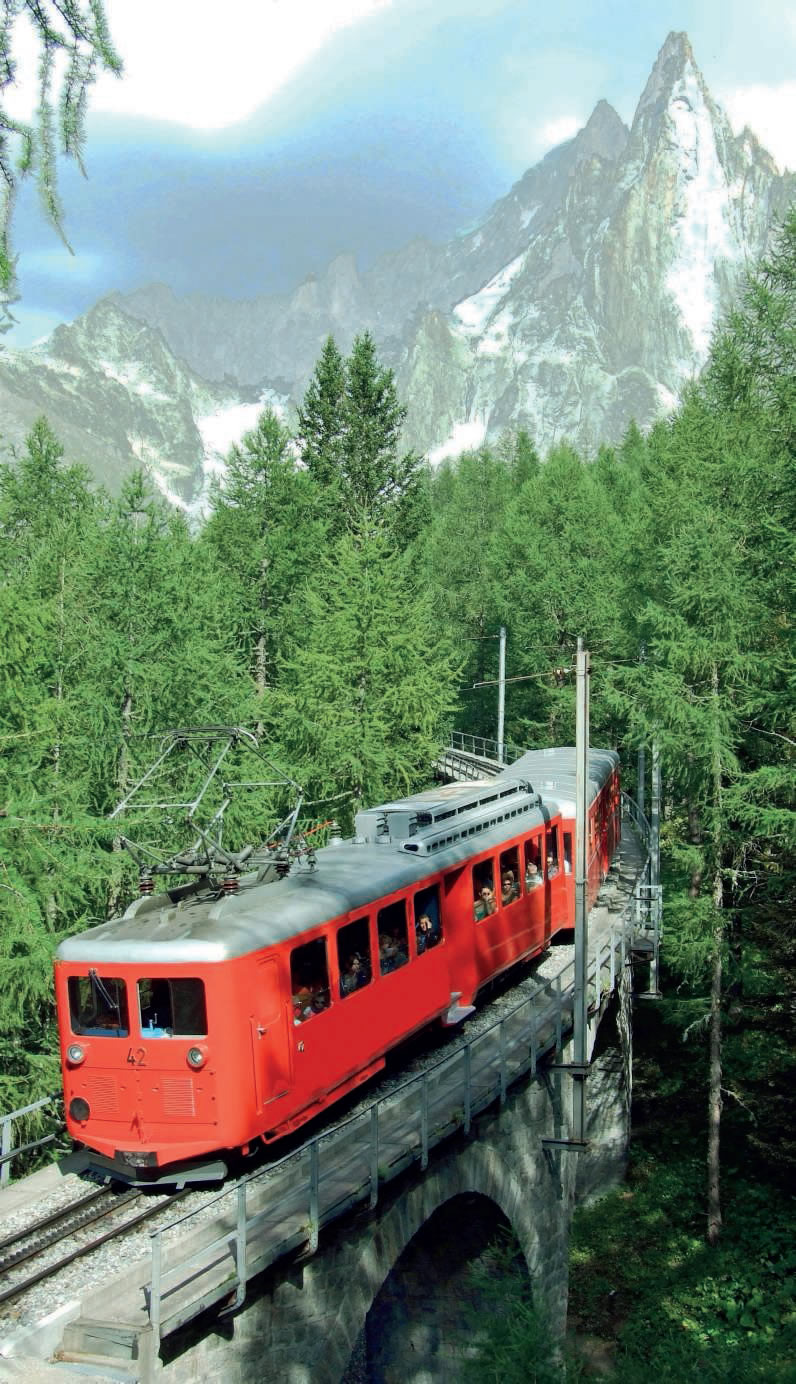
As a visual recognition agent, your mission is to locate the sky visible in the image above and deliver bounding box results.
[4,0,796,347]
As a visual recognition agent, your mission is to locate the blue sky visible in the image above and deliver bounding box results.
[5,0,795,347]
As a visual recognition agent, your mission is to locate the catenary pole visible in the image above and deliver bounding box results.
[497,625,506,764]
[638,647,646,819]
[573,636,590,1143]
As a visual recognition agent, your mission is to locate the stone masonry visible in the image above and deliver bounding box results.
[156,966,632,1384]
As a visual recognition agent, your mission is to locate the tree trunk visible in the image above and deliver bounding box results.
[707,872,723,1246]
[707,662,723,1246]
[687,796,703,897]
[107,687,133,917]
[254,556,269,737]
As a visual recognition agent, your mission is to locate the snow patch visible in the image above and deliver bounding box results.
[453,251,527,335]
[427,416,489,466]
[520,203,540,229]
[477,307,514,357]
[664,65,739,359]
[195,400,265,464]
[98,359,168,400]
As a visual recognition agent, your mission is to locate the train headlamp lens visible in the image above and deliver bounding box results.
[187,1047,205,1069]
[67,1043,85,1064]
[69,1097,90,1122]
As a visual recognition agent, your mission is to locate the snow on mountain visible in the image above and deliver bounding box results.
[1,31,792,492]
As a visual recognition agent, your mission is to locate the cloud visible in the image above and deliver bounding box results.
[537,115,581,150]
[2,0,395,131]
[720,81,796,171]
[91,0,395,130]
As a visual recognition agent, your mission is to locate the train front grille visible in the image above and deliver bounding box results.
[161,1076,196,1119]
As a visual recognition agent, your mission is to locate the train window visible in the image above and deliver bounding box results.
[68,974,129,1037]
[337,917,372,998]
[377,900,409,975]
[524,838,543,889]
[290,938,331,1023]
[563,833,573,875]
[473,862,496,920]
[414,885,442,954]
[499,848,521,905]
[138,979,207,1036]
[546,829,560,877]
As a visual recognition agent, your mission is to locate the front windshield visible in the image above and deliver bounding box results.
[68,972,129,1036]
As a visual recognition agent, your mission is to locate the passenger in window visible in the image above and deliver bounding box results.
[341,954,366,995]
[525,861,543,888]
[380,932,405,973]
[479,885,496,916]
[547,853,559,878]
[501,871,518,905]
[292,987,313,1024]
[416,913,434,953]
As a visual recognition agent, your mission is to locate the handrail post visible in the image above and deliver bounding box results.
[463,1043,472,1134]
[0,1117,11,1188]
[529,1003,537,1074]
[150,1231,162,1360]
[369,1105,380,1209]
[499,1022,507,1106]
[233,1182,248,1309]
[308,1142,319,1254]
[420,1074,429,1170]
[555,974,563,1054]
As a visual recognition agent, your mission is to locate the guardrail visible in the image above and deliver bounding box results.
[147,808,653,1351]
[446,731,525,767]
[0,1093,63,1187]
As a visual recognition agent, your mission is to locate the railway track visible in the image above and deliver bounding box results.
[0,1184,188,1308]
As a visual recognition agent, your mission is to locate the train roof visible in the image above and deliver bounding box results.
[55,747,618,967]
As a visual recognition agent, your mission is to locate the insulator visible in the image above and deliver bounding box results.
[139,873,154,895]
[222,876,239,895]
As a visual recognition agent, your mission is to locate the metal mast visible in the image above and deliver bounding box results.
[497,625,506,765]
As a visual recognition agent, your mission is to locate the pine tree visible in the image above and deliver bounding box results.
[277,518,462,825]
[203,407,325,729]
[298,332,427,539]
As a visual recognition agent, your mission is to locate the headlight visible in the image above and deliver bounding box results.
[69,1097,90,1122]
[186,1046,206,1069]
[67,1043,86,1064]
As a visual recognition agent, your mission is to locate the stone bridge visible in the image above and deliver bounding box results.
[152,975,632,1384]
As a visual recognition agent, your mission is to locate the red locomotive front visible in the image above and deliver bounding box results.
[55,958,256,1181]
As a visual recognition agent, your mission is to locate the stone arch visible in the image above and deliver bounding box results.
[343,1192,527,1383]
[325,1115,571,1383]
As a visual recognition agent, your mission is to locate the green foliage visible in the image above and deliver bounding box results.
[297,331,427,538]
[463,1233,575,1383]
[0,1,122,325]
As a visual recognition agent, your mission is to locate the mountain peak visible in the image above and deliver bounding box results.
[575,100,628,162]
[635,30,705,121]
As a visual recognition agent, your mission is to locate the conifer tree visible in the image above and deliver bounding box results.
[277,517,461,824]
[298,332,426,539]
[204,407,325,729]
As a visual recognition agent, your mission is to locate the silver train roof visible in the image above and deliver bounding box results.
[56,747,618,966]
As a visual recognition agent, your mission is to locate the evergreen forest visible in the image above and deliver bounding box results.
[1,212,794,1377]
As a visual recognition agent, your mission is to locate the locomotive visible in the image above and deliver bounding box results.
[55,746,620,1186]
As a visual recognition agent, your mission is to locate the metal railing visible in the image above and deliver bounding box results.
[147,815,651,1352]
[444,731,525,769]
[0,1093,62,1187]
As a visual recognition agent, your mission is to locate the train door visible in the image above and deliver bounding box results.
[546,823,566,934]
[523,834,545,944]
[251,957,292,1112]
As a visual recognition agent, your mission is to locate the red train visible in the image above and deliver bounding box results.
[55,748,620,1185]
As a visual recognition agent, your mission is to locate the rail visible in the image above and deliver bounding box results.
[0,1092,62,1187]
[445,731,526,768]
[146,803,655,1352]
